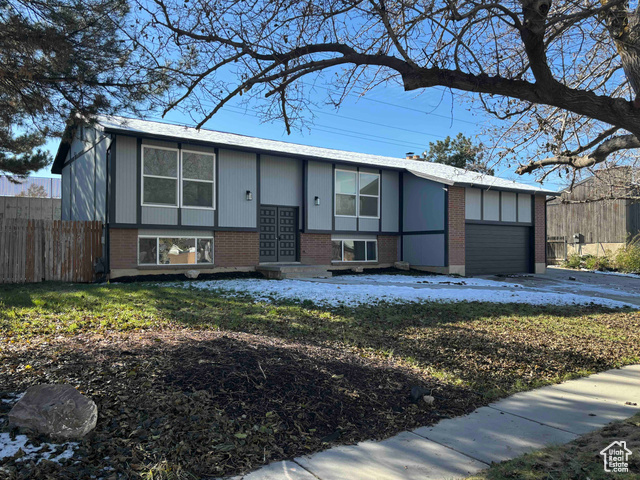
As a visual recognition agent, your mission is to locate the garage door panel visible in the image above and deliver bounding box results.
[465,224,532,275]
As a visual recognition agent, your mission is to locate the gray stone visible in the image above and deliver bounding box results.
[185,270,200,279]
[410,386,430,402]
[9,384,98,440]
[351,266,364,273]
[394,261,410,271]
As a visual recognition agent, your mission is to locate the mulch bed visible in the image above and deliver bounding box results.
[0,328,482,479]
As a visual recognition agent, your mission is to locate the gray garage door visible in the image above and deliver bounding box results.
[465,224,532,276]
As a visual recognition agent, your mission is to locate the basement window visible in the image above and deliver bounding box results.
[331,239,377,262]
[138,236,213,265]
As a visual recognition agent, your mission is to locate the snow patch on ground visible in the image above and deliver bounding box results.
[330,274,524,287]
[0,432,78,464]
[586,270,640,280]
[174,275,633,308]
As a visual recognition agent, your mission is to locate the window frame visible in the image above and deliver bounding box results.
[137,235,214,266]
[180,149,216,210]
[358,171,380,219]
[141,145,180,208]
[334,168,358,218]
[331,238,378,263]
[333,169,380,219]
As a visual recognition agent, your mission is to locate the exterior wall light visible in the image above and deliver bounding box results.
[246,190,253,201]
[314,196,320,206]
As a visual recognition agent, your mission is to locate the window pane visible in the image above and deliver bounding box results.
[353,241,366,261]
[336,194,356,216]
[360,173,379,196]
[143,148,177,177]
[367,241,377,261]
[332,241,343,261]
[159,238,196,265]
[138,238,157,265]
[144,177,177,205]
[343,240,355,261]
[183,152,214,181]
[183,180,213,207]
[359,195,378,217]
[197,238,213,264]
[335,171,357,194]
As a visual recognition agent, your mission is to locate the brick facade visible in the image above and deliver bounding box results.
[447,186,465,269]
[300,233,332,265]
[534,194,546,266]
[214,231,259,267]
[109,228,138,269]
[378,235,398,264]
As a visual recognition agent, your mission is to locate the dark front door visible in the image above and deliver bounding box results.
[259,206,298,263]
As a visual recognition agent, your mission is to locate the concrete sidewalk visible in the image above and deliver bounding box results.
[234,365,640,480]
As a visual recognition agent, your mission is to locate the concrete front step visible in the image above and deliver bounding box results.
[256,264,332,280]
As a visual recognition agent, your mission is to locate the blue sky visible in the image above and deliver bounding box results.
[37,80,559,190]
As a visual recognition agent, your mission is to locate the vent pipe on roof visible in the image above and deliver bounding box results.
[405,152,415,159]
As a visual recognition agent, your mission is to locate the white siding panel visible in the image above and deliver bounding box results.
[307,161,332,230]
[501,191,517,222]
[465,188,482,220]
[218,149,257,228]
[483,190,500,221]
[518,193,532,223]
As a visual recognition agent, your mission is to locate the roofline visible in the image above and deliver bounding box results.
[52,117,557,196]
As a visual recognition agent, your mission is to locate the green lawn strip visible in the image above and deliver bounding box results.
[1,282,639,479]
[467,412,640,480]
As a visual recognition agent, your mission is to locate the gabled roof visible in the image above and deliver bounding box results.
[53,115,556,195]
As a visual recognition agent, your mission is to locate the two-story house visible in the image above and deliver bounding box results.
[52,116,554,279]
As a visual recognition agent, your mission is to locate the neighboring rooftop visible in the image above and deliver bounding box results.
[54,115,556,195]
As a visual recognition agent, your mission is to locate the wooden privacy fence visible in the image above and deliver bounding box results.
[0,219,102,284]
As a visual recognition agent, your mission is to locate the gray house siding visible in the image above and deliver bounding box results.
[403,234,446,267]
[59,126,109,222]
[401,174,446,267]
[381,170,399,232]
[260,155,303,223]
[402,174,445,232]
[335,216,357,231]
[61,165,71,220]
[182,209,215,226]
[141,206,178,225]
[114,135,138,224]
[218,149,257,228]
[306,161,332,230]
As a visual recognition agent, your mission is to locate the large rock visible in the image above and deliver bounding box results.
[185,270,200,279]
[9,384,98,440]
[394,261,410,271]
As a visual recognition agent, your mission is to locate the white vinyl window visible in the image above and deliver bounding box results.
[334,169,380,218]
[182,150,215,209]
[138,236,214,265]
[142,146,216,209]
[359,172,380,218]
[331,239,377,262]
[142,146,179,207]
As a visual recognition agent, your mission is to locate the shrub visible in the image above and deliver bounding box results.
[565,254,582,269]
[615,239,640,273]
[584,255,610,271]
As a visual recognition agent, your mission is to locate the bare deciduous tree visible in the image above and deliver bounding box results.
[138,0,640,192]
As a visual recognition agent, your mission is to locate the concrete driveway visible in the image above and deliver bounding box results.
[483,266,640,308]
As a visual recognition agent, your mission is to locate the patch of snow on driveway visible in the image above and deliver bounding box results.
[329,274,524,287]
[177,275,632,308]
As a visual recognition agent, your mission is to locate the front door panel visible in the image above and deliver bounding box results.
[259,206,298,263]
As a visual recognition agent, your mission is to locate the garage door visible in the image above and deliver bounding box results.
[465,224,532,276]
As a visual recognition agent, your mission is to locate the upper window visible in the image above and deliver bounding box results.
[142,146,215,209]
[335,170,357,216]
[359,172,379,218]
[182,151,215,209]
[334,169,380,218]
[142,147,179,206]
